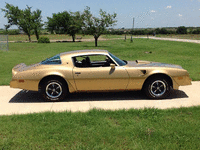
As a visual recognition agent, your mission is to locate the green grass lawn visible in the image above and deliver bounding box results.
[0,38,199,85]
[7,34,94,41]
[0,38,200,149]
[0,107,200,149]
[4,33,200,41]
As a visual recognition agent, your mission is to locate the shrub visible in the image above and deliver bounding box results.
[160,28,168,34]
[1,29,20,35]
[176,26,187,34]
[38,37,50,43]
[154,28,161,34]
[133,30,146,35]
[192,28,200,34]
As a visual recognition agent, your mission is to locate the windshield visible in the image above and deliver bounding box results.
[40,54,61,64]
[109,53,126,66]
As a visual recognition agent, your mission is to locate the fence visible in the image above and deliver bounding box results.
[0,35,9,51]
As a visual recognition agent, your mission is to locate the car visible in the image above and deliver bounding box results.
[10,50,192,101]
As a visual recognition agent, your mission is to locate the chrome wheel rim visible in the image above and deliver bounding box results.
[46,82,62,99]
[150,80,166,97]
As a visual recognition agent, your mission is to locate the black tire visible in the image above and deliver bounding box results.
[143,77,171,99]
[41,79,68,102]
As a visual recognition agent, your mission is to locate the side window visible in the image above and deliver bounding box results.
[73,56,86,67]
[73,55,114,68]
[90,55,107,62]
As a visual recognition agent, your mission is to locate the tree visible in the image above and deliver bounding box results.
[176,26,187,34]
[68,11,84,42]
[83,6,117,47]
[46,11,70,34]
[18,6,33,42]
[1,3,43,42]
[46,11,83,42]
[32,9,43,40]
[4,24,10,32]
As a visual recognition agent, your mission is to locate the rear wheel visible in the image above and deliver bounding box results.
[144,77,171,99]
[42,79,68,102]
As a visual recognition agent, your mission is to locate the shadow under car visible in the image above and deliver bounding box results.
[9,89,188,103]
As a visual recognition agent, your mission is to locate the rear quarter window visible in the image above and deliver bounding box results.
[40,54,62,64]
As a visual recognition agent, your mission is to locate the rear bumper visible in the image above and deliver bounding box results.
[10,79,39,91]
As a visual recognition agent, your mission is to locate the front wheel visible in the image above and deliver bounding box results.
[42,79,68,102]
[144,77,171,99]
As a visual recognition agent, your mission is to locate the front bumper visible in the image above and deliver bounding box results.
[172,75,192,89]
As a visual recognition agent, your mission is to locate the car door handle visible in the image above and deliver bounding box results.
[75,72,81,74]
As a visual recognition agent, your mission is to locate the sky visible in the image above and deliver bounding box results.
[0,0,200,29]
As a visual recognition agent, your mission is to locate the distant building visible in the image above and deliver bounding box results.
[19,29,25,34]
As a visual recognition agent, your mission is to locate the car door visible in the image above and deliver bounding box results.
[72,55,129,91]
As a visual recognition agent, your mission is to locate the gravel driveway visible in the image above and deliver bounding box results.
[0,81,199,116]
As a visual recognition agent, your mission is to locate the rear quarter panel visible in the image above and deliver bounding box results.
[11,63,76,92]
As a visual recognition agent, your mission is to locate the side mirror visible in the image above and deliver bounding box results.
[110,63,115,69]
[123,60,127,64]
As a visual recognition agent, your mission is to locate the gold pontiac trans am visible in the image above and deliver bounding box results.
[10,50,191,101]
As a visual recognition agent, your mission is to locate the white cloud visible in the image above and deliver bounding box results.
[150,10,156,13]
[166,6,172,9]
[178,14,183,17]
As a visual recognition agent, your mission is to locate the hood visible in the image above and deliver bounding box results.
[126,60,183,69]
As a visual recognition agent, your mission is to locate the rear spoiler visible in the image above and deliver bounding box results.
[12,63,27,75]
[13,63,26,70]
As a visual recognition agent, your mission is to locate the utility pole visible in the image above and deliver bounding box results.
[131,17,134,42]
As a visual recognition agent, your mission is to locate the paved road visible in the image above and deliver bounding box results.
[145,37,200,44]
[124,36,200,44]
[0,81,199,116]
[9,37,200,44]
